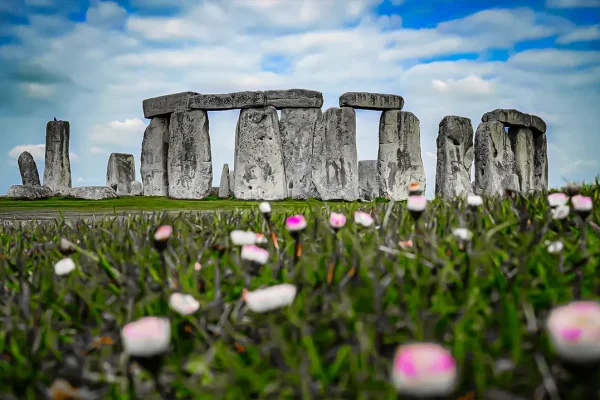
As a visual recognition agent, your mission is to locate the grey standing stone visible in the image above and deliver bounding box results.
[7,185,53,200]
[378,111,426,200]
[474,121,519,196]
[312,107,359,201]
[106,153,135,195]
[43,120,72,192]
[142,91,198,119]
[69,186,118,200]
[265,89,323,108]
[218,164,230,198]
[509,127,535,193]
[18,151,41,186]
[339,92,404,110]
[141,117,170,196]
[280,108,321,199]
[168,110,212,199]
[533,133,548,192]
[359,160,379,201]
[234,106,287,200]
[435,116,474,199]
[229,169,235,193]
[130,181,143,196]
[188,91,266,110]
[482,109,546,134]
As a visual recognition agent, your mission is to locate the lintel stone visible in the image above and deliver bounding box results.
[339,92,404,110]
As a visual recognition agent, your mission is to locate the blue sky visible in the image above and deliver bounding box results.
[1,0,599,197]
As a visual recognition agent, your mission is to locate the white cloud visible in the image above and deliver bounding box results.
[90,118,147,146]
[8,144,46,161]
[76,176,85,182]
[507,49,600,69]
[90,146,107,154]
[556,24,600,44]
[86,1,127,28]
[431,74,494,96]
[546,0,600,8]
[22,82,55,98]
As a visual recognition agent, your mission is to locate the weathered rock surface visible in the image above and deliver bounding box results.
[218,164,230,198]
[474,121,520,196]
[280,108,321,199]
[209,187,219,197]
[18,151,41,186]
[106,153,135,195]
[43,120,72,192]
[435,116,474,199]
[509,127,535,193]
[378,111,426,200]
[339,92,404,110]
[143,91,198,119]
[482,109,546,134]
[229,169,235,194]
[130,181,143,196]
[188,91,265,110]
[69,186,118,200]
[168,110,212,199]
[141,116,170,196]
[358,160,379,201]
[234,106,287,200]
[533,133,548,192]
[312,107,359,201]
[265,89,323,108]
[7,185,53,200]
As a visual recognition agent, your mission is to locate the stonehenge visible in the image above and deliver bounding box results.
[435,116,474,200]
[106,153,135,195]
[358,160,379,201]
[141,116,169,196]
[218,164,230,198]
[43,120,72,192]
[18,151,41,186]
[7,185,53,200]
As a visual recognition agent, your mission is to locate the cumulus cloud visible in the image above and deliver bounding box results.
[546,0,600,8]
[86,1,127,28]
[431,75,495,96]
[8,144,79,164]
[90,118,147,147]
[556,24,600,43]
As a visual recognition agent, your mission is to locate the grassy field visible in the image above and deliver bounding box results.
[0,186,599,399]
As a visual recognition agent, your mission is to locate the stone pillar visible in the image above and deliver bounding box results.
[218,164,230,198]
[533,133,548,192]
[280,108,321,199]
[378,110,426,200]
[106,153,136,195]
[509,127,535,193]
[168,110,212,199]
[43,120,71,192]
[141,116,169,196]
[311,107,359,201]
[229,169,235,193]
[435,116,474,199]
[234,106,287,200]
[18,151,41,186]
[358,160,379,201]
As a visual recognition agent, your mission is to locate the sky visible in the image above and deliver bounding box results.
[1,0,599,197]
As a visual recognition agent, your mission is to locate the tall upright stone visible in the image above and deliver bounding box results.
[106,153,135,195]
[509,127,535,193]
[218,164,230,198]
[168,110,212,199]
[229,169,235,193]
[358,160,379,201]
[280,108,321,199]
[435,116,474,199]
[234,106,287,200]
[378,111,426,200]
[533,133,548,192]
[311,107,359,201]
[43,120,71,192]
[18,151,41,186]
[141,116,169,196]
[474,121,519,196]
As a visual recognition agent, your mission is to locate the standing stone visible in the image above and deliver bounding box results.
[43,120,71,192]
[130,181,143,196]
[168,110,212,199]
[509,127,535,193]
[378,111,426,200]
[18,151,41,186]
[474,121,519,196]
[218,164,230,198]
[234,106,287,200]
[311,107,359,201]
[435,116,474,199]
[141,117,169,196]
[280,108,321,199]
[533,133,548,192]
[106,153,135,195]
[359,160,379,201]
[229,169,235,193]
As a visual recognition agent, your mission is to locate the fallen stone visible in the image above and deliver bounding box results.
[482,109,546,134]
[509,127,535,193]
[474,121,520,196]
[142,91,198,119]
[69,186,118,200]
[312,107,359,201]
[358,160,379,201]
[130,181,143,196]
[7,185,53,200]
[265,89,323,108]
[188,91,265,110]
[141,116,170,196]
[533,133,548,192]
[106,153,135,195]
[280,108,321,199]
[18,151,41,186]
[378,111,426,200]
[234,106,288,200]
[435,116,474,199]
[168,110,212,199]
[218,164,230,198]
[339,92,404,110]
[43,120,72,192]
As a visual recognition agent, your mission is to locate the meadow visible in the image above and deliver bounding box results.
[0,184,598,399]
